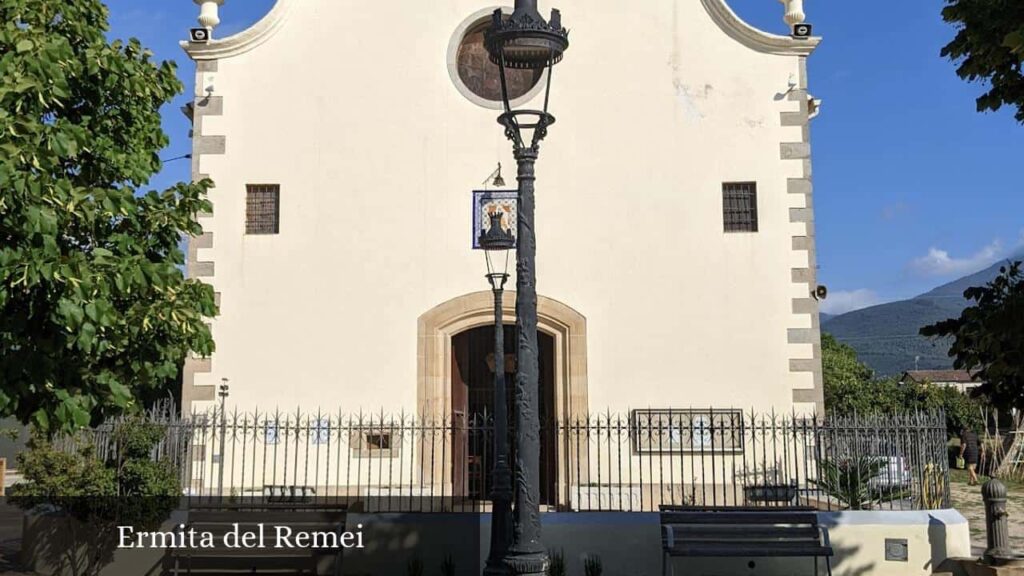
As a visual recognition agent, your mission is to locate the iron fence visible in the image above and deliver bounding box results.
[65,408,949,513]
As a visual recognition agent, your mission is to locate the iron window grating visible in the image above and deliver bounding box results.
[723,182,758,233]
[246,184,280,234]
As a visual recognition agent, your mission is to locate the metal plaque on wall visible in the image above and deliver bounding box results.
[472,190,518,249]
[631,409,745,454]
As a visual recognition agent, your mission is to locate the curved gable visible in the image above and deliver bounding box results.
[701,0,820,56]
[181,0,296,60]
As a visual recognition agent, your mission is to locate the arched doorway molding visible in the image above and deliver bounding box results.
[417,291,588,423]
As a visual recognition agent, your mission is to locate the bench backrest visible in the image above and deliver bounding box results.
[661,510,819,527]
[659,508,828,556]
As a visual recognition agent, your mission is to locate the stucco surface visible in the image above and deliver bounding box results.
[184,0,822,416]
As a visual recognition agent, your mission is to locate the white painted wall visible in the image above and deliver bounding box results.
[185,0,820,415]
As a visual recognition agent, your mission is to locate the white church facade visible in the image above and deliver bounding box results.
[180,0,825,423]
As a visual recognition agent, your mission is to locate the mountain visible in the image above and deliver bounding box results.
[822,251,1023,377]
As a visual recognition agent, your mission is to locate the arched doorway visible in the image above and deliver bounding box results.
[450,325,556,504]
[417,291,588,508]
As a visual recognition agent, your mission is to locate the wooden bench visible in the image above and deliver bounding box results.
[660,507,832,576]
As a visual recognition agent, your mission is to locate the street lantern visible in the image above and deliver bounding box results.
[485,0,569,149]
[479,211,514,576]
[483,1,569,575]
[480,211,515,277]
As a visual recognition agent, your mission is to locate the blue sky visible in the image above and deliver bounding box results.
[106,0,1024,316]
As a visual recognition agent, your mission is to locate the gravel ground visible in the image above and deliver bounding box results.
[949,471,1024,556]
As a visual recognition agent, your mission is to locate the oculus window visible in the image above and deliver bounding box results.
[454,19,543,104]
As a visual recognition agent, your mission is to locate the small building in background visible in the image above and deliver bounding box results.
[900,370,982,394]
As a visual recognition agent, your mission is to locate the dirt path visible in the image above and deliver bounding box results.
[949,478,1024,554]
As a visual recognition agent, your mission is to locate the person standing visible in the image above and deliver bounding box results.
[960,427,980,486]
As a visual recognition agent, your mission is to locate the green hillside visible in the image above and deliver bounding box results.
[823,253,1023,376]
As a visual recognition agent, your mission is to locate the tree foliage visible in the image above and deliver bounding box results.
[941,0,1024,123]
[823,333,982,435]
[0,0,216,434]
[823,334,898,414]
[921,262,1024,411]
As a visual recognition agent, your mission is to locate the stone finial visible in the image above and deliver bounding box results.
[778,0,806,26]
[194,0,225,30]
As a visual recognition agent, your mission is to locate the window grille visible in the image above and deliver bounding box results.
[246,184,280,234]
[722,182,758,233]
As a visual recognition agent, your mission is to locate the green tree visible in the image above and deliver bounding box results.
[902,380,983,438]
[941,0,1024,123]
[921,262,1024,411]
[822,333,900,414]
[0,0,216,434]
[823,334,982,434]
[822,332,865,414]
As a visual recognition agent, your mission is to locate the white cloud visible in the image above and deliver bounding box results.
[821,289,882,316]
[909,240,1004,277]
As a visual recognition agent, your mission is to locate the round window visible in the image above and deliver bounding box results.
[453,18,544,105]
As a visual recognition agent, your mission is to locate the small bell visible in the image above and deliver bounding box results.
[493,163,507,188]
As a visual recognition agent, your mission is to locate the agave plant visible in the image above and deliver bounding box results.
[407,556,424,576]
[440,554,455,576]
[546,549,566,576]
[812,456,909,510]
[584,554,603,576]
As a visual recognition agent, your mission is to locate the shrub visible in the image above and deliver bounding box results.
[546,549,566,576]
[8,416,179,576]
[812,456,909,510]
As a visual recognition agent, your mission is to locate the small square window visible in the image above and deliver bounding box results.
[350,431,396,458]
[723,182,758,233]
[246,184,280,234]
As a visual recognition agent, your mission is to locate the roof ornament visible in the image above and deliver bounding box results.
[194,0,225,31]
[778,0,806,26]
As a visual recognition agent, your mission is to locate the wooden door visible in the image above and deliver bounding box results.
[451,326,557,504]
[451,333,469,497]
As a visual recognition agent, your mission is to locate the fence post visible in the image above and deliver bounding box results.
[982,477,1014,564]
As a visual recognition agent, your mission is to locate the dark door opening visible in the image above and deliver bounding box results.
[451,325,556,506]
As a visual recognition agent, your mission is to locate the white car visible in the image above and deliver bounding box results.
[869,456,912,490]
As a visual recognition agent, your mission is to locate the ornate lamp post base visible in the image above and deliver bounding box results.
[503,553,549,576]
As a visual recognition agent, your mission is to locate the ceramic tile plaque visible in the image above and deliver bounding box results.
[472,190,518,249]
[632,409,745,454]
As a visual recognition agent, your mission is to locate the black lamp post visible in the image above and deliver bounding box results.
[217,378,229,497]
[484,2,569,574]
[479,212,515,576]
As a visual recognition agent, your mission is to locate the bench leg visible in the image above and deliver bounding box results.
[826,556,833,576]
[662,552,673,576]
